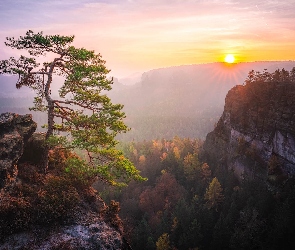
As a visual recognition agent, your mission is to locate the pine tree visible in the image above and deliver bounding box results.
[156,233,171,250]
[0,30,145,186]
[204,177,224,210]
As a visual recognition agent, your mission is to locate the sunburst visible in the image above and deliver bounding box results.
[224,54,235,63]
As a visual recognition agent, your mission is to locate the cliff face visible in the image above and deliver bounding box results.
[201,80,295,180]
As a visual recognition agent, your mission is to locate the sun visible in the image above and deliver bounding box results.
[224,54,235,63]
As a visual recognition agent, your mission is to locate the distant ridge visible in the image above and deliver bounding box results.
[2,61,295,141]
[109,61,295,140]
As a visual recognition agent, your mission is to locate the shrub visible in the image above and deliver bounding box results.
[0,193,31,238]
[34,175,80,225]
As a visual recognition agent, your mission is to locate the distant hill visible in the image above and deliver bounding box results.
[110,61,295,140]
[1,61,295,140]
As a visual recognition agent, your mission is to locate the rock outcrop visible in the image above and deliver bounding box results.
[0,112,130,250]
[0,112,37,188]
[0,212,128,250]
[200,80,295,181]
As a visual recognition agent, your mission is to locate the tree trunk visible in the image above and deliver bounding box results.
[42,62,55,173]
[42,97,55,172]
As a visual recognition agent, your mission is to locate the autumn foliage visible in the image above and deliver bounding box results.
[100,136,295,249]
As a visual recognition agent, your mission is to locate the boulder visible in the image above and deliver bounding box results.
[0,113,37,188]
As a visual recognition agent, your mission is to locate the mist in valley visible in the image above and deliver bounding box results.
[3,61,292,140]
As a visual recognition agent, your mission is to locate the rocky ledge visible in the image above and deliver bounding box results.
[0,211,127,250]
[0,113,130,250]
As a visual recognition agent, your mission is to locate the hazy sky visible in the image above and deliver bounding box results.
[1,0,295,77]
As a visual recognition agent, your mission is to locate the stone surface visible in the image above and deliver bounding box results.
[200,81,295,180]
[0,213,129,250]
[0,113,37,188]
[19,132,46,165]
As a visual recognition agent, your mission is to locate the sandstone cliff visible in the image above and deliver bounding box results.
[200,78,295,182]
[0,113,130,250]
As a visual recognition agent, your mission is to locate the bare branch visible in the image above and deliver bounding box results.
[54,102,76,113]
[53,100,98,111]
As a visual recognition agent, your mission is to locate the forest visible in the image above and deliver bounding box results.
[99,137,295,249]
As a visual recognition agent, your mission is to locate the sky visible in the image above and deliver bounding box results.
[1,0,295,77]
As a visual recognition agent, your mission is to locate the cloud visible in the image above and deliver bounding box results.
[0,0,295,76]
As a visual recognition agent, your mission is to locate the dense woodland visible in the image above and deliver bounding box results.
[108,68,295,250]
[103,68,295,249]
[98,137,295,249]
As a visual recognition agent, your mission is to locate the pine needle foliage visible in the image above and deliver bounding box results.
[0,30,145,186]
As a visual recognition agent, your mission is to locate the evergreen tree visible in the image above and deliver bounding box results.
[156,233,171,250]
[0,30,145,186]
[205,177,224,210]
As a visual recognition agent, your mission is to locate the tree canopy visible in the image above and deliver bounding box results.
[0,30,145,186]
[244,67,295,85]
